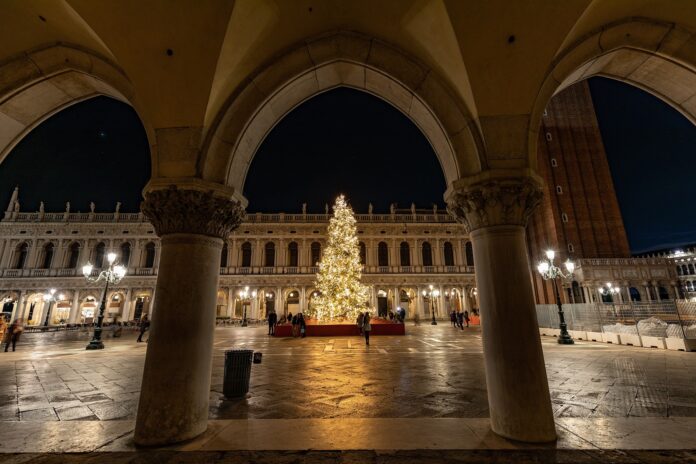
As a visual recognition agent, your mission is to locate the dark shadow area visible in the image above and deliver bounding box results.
[0,96,150,213]
[589,77,696,253]
[244,88,447,214]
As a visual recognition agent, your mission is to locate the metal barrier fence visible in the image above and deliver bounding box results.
[536,301,696,341]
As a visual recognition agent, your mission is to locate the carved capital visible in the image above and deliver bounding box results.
[446,176,543,233]
[142,186,245,239]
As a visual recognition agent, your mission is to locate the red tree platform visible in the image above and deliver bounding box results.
[273,319,405,337]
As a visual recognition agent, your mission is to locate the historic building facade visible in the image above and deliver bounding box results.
[0,198,478,325]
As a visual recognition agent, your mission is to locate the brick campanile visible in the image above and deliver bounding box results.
[528,80,631,304]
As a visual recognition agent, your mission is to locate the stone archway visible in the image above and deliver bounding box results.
[201,31,484,195]
[530,18,696,168]
[0,44,154,169]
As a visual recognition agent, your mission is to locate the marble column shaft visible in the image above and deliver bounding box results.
[134,185,244,446]
[447,172,555,443]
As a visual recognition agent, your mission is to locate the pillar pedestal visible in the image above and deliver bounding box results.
[447,171,556,443]
[134,184,244,446]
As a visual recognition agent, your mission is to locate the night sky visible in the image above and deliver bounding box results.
[0,81,694,254]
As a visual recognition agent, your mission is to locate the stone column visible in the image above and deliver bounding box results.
[134,184,245,446]
[122,288,133,321]
[68,291,80,324]
[447,171,555,442]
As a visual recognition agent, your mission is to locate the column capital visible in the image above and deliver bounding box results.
[446,170,543,233]
[142,184,245,239]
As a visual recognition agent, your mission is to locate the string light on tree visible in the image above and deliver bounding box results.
[312,195,369,321]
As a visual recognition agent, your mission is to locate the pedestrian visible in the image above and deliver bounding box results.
[450,311,457,327]
[137,315,150,342]
[4,318,23,352]
[356,312,364,335]
[268,310,277,335]
[363,312,371,346]
[457,311,464,330]
[113,317,123,338]
[291,313,299,337]
[287,311,293,326]
[413,312,420,326]
[299,313,307,338]
[464,310,470,328]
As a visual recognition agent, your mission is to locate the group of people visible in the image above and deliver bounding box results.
[356,311,372,345]
[267,310,307,338]
[386,307,407,323]
[450,310,471,329]
[0,316,23,352]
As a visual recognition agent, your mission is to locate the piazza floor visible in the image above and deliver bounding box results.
[1,324,696,462]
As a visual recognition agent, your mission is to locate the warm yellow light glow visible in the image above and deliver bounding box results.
[545,250,555,261]
[312,195,369,320]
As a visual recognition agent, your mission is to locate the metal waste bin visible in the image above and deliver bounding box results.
[223,349,253,398]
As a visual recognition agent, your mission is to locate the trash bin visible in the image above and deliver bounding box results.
[223,349,253,398]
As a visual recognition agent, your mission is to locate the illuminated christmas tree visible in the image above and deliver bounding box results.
[312,195,369,321]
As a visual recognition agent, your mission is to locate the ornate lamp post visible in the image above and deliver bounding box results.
[537,250,575,345]
[82,252,126,350]
[422,284,440,325]
[42,288,64,328]
[238,286,256,327]
[599,282,621,317]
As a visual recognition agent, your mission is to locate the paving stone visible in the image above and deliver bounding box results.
[54,405,98,421]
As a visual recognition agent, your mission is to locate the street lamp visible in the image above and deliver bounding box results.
[599,282,621,317]
[82,252,126,350]
[42,288,64,328]
[238,286,257,327]
[422,284,440,325]
[537,249,575,345]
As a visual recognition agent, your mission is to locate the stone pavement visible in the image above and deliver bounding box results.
[1,325,696,462]
[1,325,695,423]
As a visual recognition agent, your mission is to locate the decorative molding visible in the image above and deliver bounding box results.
[142,186,245,239]
[446,177,543,233]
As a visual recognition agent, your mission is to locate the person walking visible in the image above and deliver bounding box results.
[356,312,364,335]
[137,316,150,342]
[299,313,307,338]
[268,310,277,335]
[450,311,457,327]
[363,311,372,346]
[4,318,23,352]
[456,311,464,330]
[463,310,470,328]
[291,313,299,337]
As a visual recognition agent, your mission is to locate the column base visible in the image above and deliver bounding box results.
[86,340,105,350]
[557,335,575,345]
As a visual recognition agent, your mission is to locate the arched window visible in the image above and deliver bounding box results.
[241,242,252,267]
[359,242,366,265]
[14,243,28,269]
[264,242,275,267]
[220,243,228,267]
[378,242,389,266]
[678,266,684,275]
[67,242,80,269]
[94,242,106,268]
[690,264,695,275]
[144,242,156,268]
[287,242,298,266]
[400,242,410,266]
[683,265,689,275]
[658,286,670,300]
[443,241,454,266]
[311,242,321,265]
[120,242,131,267]
[465,241,474,267]
[629,287,641,302]
[41,243,54,269]
[421,242,432,266]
